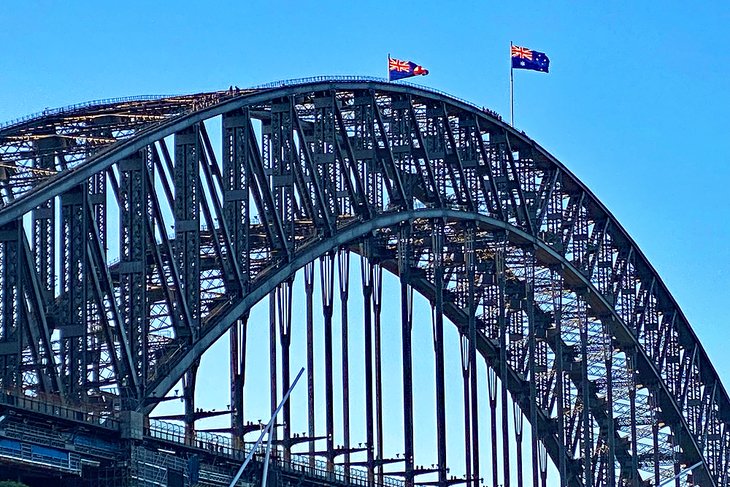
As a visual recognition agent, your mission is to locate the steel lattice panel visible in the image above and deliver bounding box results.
[0,79,726,487]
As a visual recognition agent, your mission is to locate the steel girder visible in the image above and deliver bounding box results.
[0,80,727,486]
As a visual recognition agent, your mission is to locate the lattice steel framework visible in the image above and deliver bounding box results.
[0,78,727,487]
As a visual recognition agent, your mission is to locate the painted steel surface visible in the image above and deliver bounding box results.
[0,78,725,487]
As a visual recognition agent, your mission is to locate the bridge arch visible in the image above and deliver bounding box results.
[0,78,726,486]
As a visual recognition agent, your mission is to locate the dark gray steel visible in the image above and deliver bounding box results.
[0,79,727,487]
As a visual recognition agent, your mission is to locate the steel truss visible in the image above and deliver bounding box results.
[0,79,727,487]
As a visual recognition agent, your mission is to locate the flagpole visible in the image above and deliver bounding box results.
[510,41,514,126]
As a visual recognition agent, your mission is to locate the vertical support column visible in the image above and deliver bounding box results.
[269,291,278,443]
[30,139,68,392]
[459,329,474,486]
[539,443,548,487]
[628,348,640,487]
[32,137,60,301]
[313,93,337,221]
[553,268,568,487]
[466,227,479,487]
[722,440,729,487]
[488,366,499,487]
[338,249,351,478]
[269,98,295,253]
[278,280,292,462]
[304,261,316,468]
[222,109,251,287]
[361,254,375,485]
[60,186,88,400]
[652,393,660,486]
[119,151,149,403]
[0,222,22,390]
[514,403,524,487]
[527,276,540,487]
[183,361,199,446]
[398,225,415,487]
[360,92,383,211]
[460,237,473,487]
[431,223,447,487]
[580,297,593,487]
[230,313,248,449]
[373,262,385,484]
[461,333,473,485]
[174,125,201,329]
[604,321,616,487]
[223,108,252,450]
[31,156,56,387]
[320,252,336,472]
[720,427,730,487]
[497,249,511,487]
[175,125,201,440]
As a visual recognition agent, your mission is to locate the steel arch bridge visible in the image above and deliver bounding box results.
[0,77,727,487]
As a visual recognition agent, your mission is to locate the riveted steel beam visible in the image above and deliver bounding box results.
[3,81,728,486]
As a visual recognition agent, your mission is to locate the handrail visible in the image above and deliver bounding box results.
[251,75,503,120]
[0,76,505,134]
[147,417,404,487]
[0,389,119,429]
[0,94,179,131]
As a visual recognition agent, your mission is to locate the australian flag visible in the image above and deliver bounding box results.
[511,45,549,73]
[388,56,429,81]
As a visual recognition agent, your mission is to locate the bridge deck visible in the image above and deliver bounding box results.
[0,392,404,487]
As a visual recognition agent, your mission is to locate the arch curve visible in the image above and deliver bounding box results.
[0,79,726,486]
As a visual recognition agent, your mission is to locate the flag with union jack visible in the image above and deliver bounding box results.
[388,56,429,81]
[511,45,550,73]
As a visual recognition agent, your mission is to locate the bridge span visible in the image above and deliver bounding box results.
[0,77,727,486]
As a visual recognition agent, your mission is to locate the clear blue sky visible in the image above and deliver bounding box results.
[2,0,729,482]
